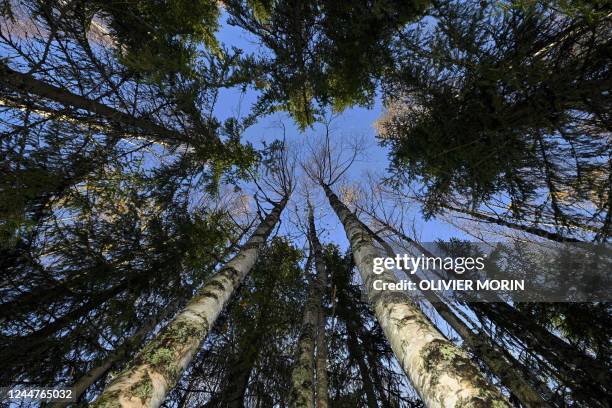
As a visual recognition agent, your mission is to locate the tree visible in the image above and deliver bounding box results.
[376,0,610,241]
[304,135,510,407]
[91,145,294,407]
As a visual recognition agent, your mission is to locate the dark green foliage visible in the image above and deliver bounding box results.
[226,0,430,128]
[378,0,610,239]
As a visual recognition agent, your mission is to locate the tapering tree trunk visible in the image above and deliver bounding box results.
[289,254,317,408]
[369,212,609,405]
[471,302,611,405]
[52,301,182,407]
[332,259,383,408]
[0,63,198,145]
[208,268,280,408]
[307,202,329,408]
[365,223,552,407]
[91,197,288,408]
[321,183,510,408]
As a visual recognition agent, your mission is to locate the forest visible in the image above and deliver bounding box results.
[0,0,610,407]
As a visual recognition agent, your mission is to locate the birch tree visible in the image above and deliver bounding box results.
[304,135,510,407]
[92,147,295,407]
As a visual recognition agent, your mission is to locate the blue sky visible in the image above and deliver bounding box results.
[212,14,469,250]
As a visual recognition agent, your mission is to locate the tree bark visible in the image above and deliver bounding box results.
[367,211,609,405]
[321,182,510,408]
[0,63,206,145]
[289,253,317,408]
[307,202,329,408]
[90,196,288,408]
[364,221,552,407]
[52,300,182,407]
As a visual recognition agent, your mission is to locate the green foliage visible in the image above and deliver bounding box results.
[378,0,610,237]
[91,0,221,80]
[226,0,431,129]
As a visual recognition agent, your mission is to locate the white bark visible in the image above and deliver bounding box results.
[91,197,288,408]
[321,183,510,408]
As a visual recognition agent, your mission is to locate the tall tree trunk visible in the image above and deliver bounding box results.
[334,269,379,408]
[471,302,610,405]
[307,202,329,408]
[0,63,199,145]
[208,266,280,408]
[90,196,288,408]
[52,300,182,407]
[368,212,609,405]
[364,223,552,406]
[289,254,316,408]
[320,182,510,408]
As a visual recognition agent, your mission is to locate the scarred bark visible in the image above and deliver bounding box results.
[90,196,288,408]
[321,183,510,408]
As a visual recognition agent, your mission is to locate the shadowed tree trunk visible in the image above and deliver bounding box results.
[0,62,200,145]
[320,182,510,408]
[307,201,329,408]
[90,196,288,408]
[289,253,316,408]
[206,263,281,408]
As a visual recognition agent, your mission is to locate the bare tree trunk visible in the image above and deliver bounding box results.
[368,212,609,405]
[289,254,316,408]
[307,202,329,408]
[360,218,552,406]
[320,183,510,408]
[90,196,288,408]
[0,63,199,145]
[443,204,583,243]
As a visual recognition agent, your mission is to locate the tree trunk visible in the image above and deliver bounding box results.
[289,254,317,408]
[90,196,288,408]
[0,63,201,145]
[365,223,551,407]
[307,202,329,408]
[368,211,609,405]
[321,182,510,408]
[472,302,610,405]
[208,266,280,408]
[336,283,379,407]
[52,300,182,407]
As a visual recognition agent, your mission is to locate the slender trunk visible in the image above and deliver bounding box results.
[209,269,279,408]
[289,254,317,408]
[336,283,378,407]
[0,63,196,145]
[91,197,288,408]
[321,183,510,408]
[307,202,329,408]
[472,302,610,405]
